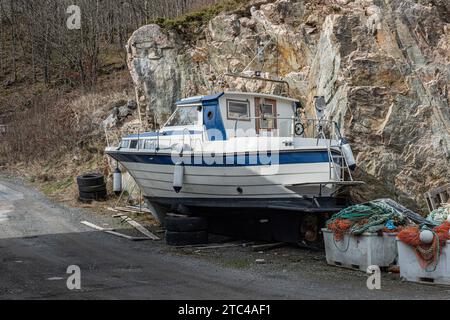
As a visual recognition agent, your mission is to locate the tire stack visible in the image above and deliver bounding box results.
[165,214,208,246]
[77,173,107,203]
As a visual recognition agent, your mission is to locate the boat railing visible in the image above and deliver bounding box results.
[236,115,354,184]
[233,115,342,142]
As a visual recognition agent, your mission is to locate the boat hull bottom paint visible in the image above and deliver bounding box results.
[146,196,350,215]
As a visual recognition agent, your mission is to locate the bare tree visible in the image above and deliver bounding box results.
[0,0,220,88]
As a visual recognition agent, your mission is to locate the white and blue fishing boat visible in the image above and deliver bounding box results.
[106,89,363,228]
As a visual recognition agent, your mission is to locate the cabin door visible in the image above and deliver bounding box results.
[255,98,277,135]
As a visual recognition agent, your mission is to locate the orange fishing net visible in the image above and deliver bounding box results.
[398,223,450,269]
[433,221,450,246]
[327,219,352,242]
[397,227,421,247]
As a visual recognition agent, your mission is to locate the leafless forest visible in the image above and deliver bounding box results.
[0,0,218,88]
[0,0,220,165]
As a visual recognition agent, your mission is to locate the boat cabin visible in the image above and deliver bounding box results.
[162,92,300,141]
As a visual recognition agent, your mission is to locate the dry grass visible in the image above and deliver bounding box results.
[1,70,135,202]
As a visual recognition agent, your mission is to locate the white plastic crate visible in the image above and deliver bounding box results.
[322,229,398,271]
[397,239,450,285]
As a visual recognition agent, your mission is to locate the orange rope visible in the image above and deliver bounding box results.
[434,221,450,246]
[398,227,421,247]
[398,223,450,269]
[327,219,352,242]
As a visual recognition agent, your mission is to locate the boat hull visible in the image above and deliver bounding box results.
[107,149,345,214]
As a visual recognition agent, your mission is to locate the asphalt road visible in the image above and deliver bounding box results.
[0,175,449,300]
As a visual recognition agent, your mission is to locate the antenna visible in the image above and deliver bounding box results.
[223,34,286,95]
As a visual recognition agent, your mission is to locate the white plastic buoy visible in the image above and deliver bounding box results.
[420,229,434,244]
[447,215,450,223]
[173,162,184,193]
[113,166,122,195]
[340,138,357,171]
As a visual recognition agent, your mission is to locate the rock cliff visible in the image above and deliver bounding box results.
[126,0,450,209]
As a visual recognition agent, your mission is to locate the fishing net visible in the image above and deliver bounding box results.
[327,219,352,242]
[326,199,409,242]
[433,221,450,246]
[397,227,421,247]
[427,204,450,223]
[398,222,450,270]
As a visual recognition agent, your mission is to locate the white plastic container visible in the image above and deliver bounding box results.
[322,229,398,272]
[397,239,450,285]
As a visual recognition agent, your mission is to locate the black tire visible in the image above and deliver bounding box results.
[166,231,208,246]
[78,184,107,193]
[77,173,105,187]
[79,190,107,201]
[165,215,207,232]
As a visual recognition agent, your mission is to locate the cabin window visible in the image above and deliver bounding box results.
[166,106,199,127]
[259,104,276,130]
[227,100,250,120]
[138,140,145,150]
[120,140,130,148]
[144,140,156,150]
[255,98,277,134]
[129,140,138,149]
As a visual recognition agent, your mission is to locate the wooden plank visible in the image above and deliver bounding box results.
[176,242,256,250]
[251,242,286,252]
[427,184,450,197]
[111,206,144,214]
[126,205,153,213]
[81,221,114,231]
[105,230,151,241]
[81,221,152,241]
[121,216,160,241]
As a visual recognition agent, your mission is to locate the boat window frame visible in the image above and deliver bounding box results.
[120,139,130,149]
[226,99,251,121]
[129,140,139,149]
[164,104,203,128]
[259,103,277,130]
[255,98,277,134]
[143,139,156,150]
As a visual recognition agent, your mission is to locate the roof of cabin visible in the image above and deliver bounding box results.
[224,92,299,103]
[176,93,224,105]
[176,92,299,105]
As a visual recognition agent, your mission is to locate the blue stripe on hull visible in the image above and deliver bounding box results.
[108,150,335,167]
[125,130,202,139]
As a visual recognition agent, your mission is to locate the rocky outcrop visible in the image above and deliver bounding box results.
[126,0,450,210]
[102,99,138,129]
